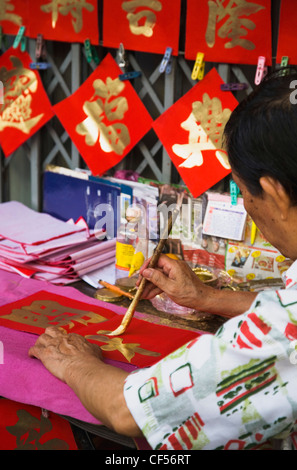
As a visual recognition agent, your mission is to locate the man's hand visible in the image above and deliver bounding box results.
[28,326,102,383]
[137,254,212,310]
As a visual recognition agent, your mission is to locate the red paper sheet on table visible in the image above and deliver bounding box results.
[185,0,272,65]
[27,0,99,45]
[0,47,54,157]
[276,0,297,65]
[0,0,28,36]
[54,53,153,176]
[0,290,201,367]
[103,0,181,56]
[0,399,77,450]
[153,68,238,198]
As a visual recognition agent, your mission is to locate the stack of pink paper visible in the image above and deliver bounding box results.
[0,201,116,285]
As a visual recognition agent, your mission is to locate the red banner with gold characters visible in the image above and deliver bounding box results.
[0,290,201,368]
[185,0,272,65]
[153,68,239,198]
[0,399,77,450]
[27,0,99,44]
[276,0,297,65]
[54,53,153,176]
[103,0,181,56]
[0,47,54,157]
[0,0,28,36]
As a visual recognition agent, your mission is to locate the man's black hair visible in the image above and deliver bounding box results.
[223,67,297,204]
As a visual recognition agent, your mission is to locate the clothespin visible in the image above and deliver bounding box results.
[30,62,51,70]
[13,26,26,49]
[220,83,248,92]
[254,56,267,85]
[116,43,128,70]
[191,52,205,81]
[280,56,289,76]
[230,179,240,205]
[159,47,173,74]
[119,70,142,81]
[84,39,93,64]
[91,45,100,65]
[35,34,46,60]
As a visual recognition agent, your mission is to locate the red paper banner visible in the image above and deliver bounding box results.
[0,0,28,36]
[54,53,153,176]
[0,290,201,367]
[27,0,99,45]
[0,47,54,157]
[185,0,272,65]
[103,0,181,56]
[0,399,77,450]
[153,68,239,198]
[276,0,297,65]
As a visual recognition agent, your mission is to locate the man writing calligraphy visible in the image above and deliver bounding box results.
[29,70,297,450]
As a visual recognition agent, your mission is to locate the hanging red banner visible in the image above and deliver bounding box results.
[153,68,239,198]
[0,47,54,157]
[54,53,153,176]
[0,399,77,450]
[0,290,201,368]
[276,0,297,65]
[103,0,181,56]
[0,0,28,36]
[27,0,99,45]
[185,0,272,65]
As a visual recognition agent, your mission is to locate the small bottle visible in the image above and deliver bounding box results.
[115,215,138,280]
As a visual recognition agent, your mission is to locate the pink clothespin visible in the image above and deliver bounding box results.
[254,56,268,85]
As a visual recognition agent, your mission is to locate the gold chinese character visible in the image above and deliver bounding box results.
[0,0,22,25]
[86,332,161,363]
[7,409,69,450]
[2,299,108,330]
[41,0,94,32]
[172,93,231,169]
[122,0,162,37]
[76,77,131,155]
[205,0,265,50]
[0,55,44,134]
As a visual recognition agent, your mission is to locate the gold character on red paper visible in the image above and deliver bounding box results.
[205,0,265,50]
[0,0,22,26]
[40,0,94,31]
[122,0,162,37]
[76,77,131,155]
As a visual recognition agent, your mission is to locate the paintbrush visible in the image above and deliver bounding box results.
[107,192,184,336]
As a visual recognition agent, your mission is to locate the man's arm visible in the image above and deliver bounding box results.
[138,254,257,317]
[28,327,142,438]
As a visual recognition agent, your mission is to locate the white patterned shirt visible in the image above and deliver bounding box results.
[123,261,297,450]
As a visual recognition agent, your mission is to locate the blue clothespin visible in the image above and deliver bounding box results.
[220,83,248,91]
[30,62,52,70]
[255,56,267,85]
[119,70,142,81]
[191,52,205,80]
[230,179,240,205]
[13,26,25,49]
[159,47,172,74]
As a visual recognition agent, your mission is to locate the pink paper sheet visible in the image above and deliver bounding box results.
[0,270,136,425]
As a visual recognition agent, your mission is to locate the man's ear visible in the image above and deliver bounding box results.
[259,176,291,220]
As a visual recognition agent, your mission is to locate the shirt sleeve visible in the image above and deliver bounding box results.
[123,289,297,450]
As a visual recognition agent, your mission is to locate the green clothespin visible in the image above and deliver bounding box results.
[84,39,93,64]
[91,45,100,65]
[230,179,240,205]
[13,26,26,49]
[280,56,289,76]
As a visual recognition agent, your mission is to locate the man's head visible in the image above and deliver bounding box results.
[224,69,297,205]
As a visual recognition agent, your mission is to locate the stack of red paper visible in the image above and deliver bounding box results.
[0,201,115,285]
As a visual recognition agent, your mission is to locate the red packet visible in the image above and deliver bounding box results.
[0,47,54,157]
[276,0,297,64]
[185,0,272,65]
[153,68,238,198]
[0,0,28,36]
[54,53,153,176]
[103,0,181,55]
